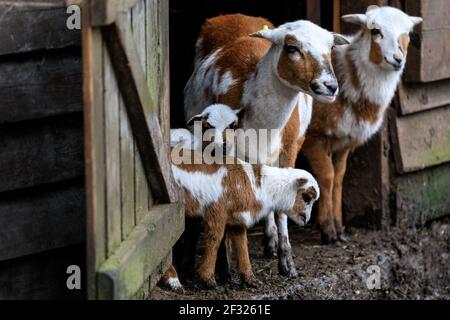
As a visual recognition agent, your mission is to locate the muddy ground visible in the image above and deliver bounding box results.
[150,219,450,300]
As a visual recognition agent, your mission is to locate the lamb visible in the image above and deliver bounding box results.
[161,151,319,290]
[296,6,422,243]
[184,13,348,276]
[170,103,240,153]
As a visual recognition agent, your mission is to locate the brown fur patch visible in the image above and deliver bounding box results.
[199,14,274,61]
[277,35,322,90]
[280,103,303,168]
[399,33,410,57]
[252,164,262,187]
[369,40,383,65]
[345,51,360,90]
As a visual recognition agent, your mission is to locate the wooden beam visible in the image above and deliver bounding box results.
[397,80,450,115]
[396,163,450,226]
[102,15,178,204]
[97,202,184,300]
[90,0,140,27]
[0,4,80,56]
[0,52,82,124]
[82,0,107,299]
[0,180,85,262]
[0,114,84,193]
[391,105,450,174]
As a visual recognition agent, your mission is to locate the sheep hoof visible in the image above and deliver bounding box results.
[278,253,297,277]
[201,277,218,289]
[262,235,278,258]
[320,223,338,245]
[241,274,261,288]
[338,232,350,243]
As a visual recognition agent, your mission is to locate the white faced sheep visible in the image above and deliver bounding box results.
[297,6,422,243]
[161,152,319,290]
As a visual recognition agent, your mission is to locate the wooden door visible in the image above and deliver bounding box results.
[82,0,183,300]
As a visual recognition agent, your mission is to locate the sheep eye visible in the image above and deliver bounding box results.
[371,29,382,37]
[285,45,301,56]
[302,193,313,204]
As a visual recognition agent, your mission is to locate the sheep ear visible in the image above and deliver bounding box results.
[341,14,367,26]
[234,108,246,118]
[296,178,308,189]
[410,16,423,26]
[250,28,278,43]
[333,33,350,46]
[366,5,379,13]
[186,115,204,127]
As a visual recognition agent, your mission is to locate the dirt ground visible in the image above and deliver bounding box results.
[150,219,450,300]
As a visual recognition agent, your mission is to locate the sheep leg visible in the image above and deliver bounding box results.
[262,212,279,258]
[332,148,350,242]
[276,212,298,277]
[215,235,232,283]
[229,226,261,287]
[198,208,226,289]
[159,265,184,292]
[304,141,337,244]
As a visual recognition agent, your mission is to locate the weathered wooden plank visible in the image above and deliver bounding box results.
[0,114,84,193]
[0,180,85,262]
[406,0,450,31]
[97,202,184,300]
[405,28,450,83]
[396,163,450,227]
[391,106,450,174]
[90,0,140,27]
[131,0,150,222]
[104,44,122,255]
[158,0,170,151]
[119,96,135,238]
[398,80,450,115]
[0,51,82,123]
[0,4,80,56]
[0,245,85,300]
[102,14,178,204]
[83,18,106,298]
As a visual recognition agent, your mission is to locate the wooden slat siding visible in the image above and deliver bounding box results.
[97,202,183,300]
[0,51,82,124]
[406,0,450,32]
[90,0,140,27]
[83,6,106,298]
[131,1,150,223]
[0,114,83,193]
[404,0,450,83]
[0,180,84,262]
[397,80,450,115]
[0,245,85,300]
[104,44,122,256]
[396,163,450,227]
[333,0,341,33]
[391,106,450,174]
[119,94,136,238]
[0,3,80,56]
[102,14,178,204]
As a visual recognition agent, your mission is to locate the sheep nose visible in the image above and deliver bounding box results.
[393,54,403,64]
[323,81,338,95]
